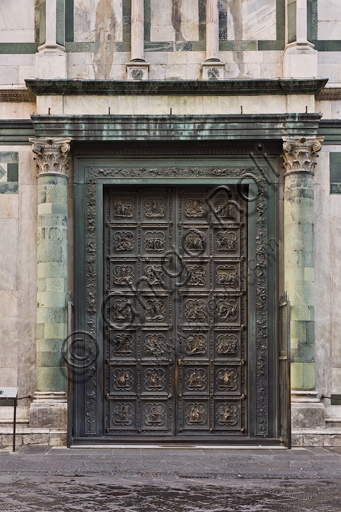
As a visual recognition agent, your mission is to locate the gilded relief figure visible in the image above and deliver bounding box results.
[113,403,134,426]
[217,369,238,391]
[144,403,166,426]
[186,334,206,355]
[186,403,206,425]
[216,403,238,426]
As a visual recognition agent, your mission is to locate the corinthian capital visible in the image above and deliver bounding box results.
[282,137,324,176]
[29,138,71,177]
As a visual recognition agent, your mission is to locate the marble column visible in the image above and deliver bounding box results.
[29,138,71,429]
[202,0,224,79]
[127,0,149,80]
[282,137,325,429]
[36,0,67,79]
[283,0,317,78]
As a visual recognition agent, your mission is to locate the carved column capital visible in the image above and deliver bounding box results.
[282,137,324,176]
[30,138,71,177]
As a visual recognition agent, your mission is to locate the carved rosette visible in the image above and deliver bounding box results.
[30,138,71,177]
[282,137,324,176]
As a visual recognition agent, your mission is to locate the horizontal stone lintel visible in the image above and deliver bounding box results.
[31,113,322,141]
[25,78,328,97]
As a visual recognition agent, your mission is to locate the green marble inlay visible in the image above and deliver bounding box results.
[0,183,18,194]
[7,163,18,182]
[258,40,285,51]
[199,0,206,41]
[38,0,46,46]
[219,0,227,41]
[0,43,38,54]
[65,0,74,42]
[331,394,341,405]
[277,0,285,41]
[220,41,257,51]
[330,153,341,183]
[144,0,151,42]
[0,153,18,194]
[56,0,65,46]
[288,0,297,44]
[330,183,341,194]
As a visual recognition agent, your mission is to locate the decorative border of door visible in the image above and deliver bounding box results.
[72,156,279,444]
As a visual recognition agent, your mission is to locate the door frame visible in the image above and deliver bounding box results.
[71,155,280,445]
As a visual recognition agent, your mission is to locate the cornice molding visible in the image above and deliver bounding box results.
[25,78,328,97]
[0,88,35,102]
[316,87,341,101]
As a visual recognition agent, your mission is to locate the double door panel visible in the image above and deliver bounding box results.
[104,186,247,437]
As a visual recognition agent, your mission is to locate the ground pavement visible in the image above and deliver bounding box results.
[0,445,341,511]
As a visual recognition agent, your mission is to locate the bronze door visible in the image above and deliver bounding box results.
[104,186,247,438]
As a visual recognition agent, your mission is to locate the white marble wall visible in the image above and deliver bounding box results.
[0,147,37,403]
[314,146,341,401]
[0,0,35,43]
[318,52,341,86]
[150,0,199,42]
[318,0,341,40]
[74,0,123,42]
[0,55,35,87]
[226,0,276,41]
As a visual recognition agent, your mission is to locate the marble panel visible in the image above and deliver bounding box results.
[0,289,19,371]
[332,368,341,394]
[180,0,199,41]
[318,52,341,64]
[74,0,123,43]
[330,194,341,393]
[0,66,19,86]
[0,368,17,387]
[148,64,166,80]
[68,64,95,79]
[0,0,35,35]
[286,95,315,114]
[316,100,332,119]
[331,101,341,120]
[37,96,64,116]
[0,219,18,290]
[227,0,276,41]
[318,21,341,41]
[318,0,341,21]
[151,0,175,41]
[314,151,332,398]
[0,103,36,120]
[0,195,18,219]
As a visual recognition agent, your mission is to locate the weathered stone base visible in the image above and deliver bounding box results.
[292,430,341,447]
[0,428,67,449]
[29,395,67,429]
[0,404,67,449]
